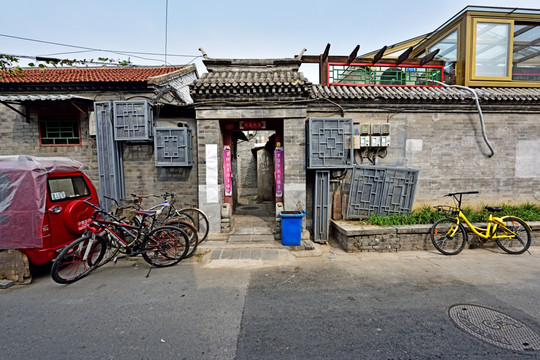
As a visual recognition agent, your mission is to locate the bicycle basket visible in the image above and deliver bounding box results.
[434,205,459,216]
[109,204,137,222]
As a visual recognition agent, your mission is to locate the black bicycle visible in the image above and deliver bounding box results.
[111,194,200,257]
[51,198,189,284]
[128,192,209,243]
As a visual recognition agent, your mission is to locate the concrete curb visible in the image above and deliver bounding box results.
[331,220,540,253]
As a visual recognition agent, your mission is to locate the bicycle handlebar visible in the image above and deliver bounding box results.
[130,193,158,198]
[103,195,119,206]
[83,197,102,211]
[83,197,122,222]
[161,192,176,205]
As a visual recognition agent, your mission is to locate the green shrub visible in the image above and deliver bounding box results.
[364,203,540,226]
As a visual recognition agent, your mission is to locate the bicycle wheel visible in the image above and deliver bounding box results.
[495,216,531,254]
[97,232,121,267]
[176,208,209,243]
[141,226,189,267]
[430,217,467,255]
[51,235,107,284]
[163,218,199,258]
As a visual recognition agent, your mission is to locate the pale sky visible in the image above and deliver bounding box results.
[2,0,540,82]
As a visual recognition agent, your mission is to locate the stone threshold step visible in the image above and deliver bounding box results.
[228,234,276,243]
[208,248,293,261]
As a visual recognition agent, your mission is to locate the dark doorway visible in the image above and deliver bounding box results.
[222,120,283,235]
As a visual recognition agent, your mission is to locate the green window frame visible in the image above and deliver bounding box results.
[39,115,81,146]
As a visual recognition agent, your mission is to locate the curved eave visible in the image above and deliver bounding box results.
[309,85,540,105]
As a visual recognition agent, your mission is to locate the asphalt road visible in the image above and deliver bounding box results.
[1,246,539,360]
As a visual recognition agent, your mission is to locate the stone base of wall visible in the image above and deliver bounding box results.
[331,220,540,253]
[0,250,32,283]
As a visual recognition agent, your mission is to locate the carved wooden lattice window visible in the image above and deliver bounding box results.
[113,101,153,141]
[154,127,193,167]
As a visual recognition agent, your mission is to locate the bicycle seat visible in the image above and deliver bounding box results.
[485,206,503,213]
[136,210,157,217]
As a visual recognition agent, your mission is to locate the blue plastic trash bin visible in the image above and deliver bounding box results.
[279,211,305,246]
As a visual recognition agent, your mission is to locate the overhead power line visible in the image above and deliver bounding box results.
[2,53,133,67]
[0,33,201,62]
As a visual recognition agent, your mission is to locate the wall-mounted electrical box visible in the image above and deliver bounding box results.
[356,123,391,148]
[371,124,382,136]
[370,124,383,147]
[381,123,391,147]
[352,123,361,149]
[352,135,361,149]
[370,136,381,147]
[361,136,370,147]
[360,123,370,147]
[360,123,371,135]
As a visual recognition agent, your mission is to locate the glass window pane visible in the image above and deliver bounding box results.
[72,177,90,197]
[512,23,540,81]
[475,22,511,77]
[429,29,457,84]
[48,176,89,201]
[429,30,457,61]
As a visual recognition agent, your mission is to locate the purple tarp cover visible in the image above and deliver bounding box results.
[0,155,84,249]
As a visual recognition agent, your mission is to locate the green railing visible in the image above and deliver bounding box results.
[329,63,444,87]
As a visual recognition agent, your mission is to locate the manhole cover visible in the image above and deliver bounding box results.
[448,304,540,353]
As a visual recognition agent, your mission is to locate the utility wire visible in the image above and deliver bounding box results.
[2,53,129,66]
[0,33,200,61]
[43,49,199,58]
[43,50,98,56]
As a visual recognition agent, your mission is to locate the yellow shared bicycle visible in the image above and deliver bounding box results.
[430,191,532,255]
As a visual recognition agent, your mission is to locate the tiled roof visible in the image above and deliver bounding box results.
[191,58,312,101]
[0,94,93,102]
[0,66,187,84]
[192,70,310,99]
[196,70,309,88]
[310,85,540,102]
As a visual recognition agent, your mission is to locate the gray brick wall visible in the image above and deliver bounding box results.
[318,110,540,207]
[0,104,99,181]
[0,103,199,209]
[121,143,198,208]
[4,96,539,240]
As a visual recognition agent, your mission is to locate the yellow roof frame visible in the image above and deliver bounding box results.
[408,6,540,87]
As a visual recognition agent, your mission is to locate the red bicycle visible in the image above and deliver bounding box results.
[51,198,189,284]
